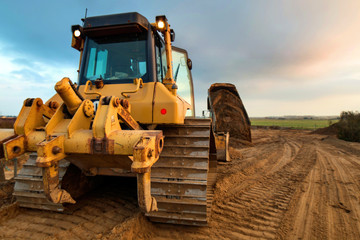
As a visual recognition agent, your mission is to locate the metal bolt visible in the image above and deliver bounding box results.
[120,99,130,109]
[49,101,59,109]
[36,99,43,107]
[113,97,120,107]
[52,146,62,155]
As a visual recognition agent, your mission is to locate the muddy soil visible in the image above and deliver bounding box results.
[0,129,359,239]
[209,84,252,142]
[0,117,16,128]
[0,179,14,208]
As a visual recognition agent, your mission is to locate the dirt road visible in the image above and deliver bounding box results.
[0,128,359,239]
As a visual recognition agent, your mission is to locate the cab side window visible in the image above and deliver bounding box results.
[172,49,194,116]
[155,36,167,82]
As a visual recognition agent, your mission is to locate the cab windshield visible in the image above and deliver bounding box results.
[80,32,148,84]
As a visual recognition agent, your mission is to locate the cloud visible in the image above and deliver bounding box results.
[246,93,360,117]
[0,43,77,115]
[0,0,359,117]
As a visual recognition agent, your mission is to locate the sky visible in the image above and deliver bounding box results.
[0,0,359,117]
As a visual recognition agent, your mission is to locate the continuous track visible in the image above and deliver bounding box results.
[146,118,217,226]
[11,118,217,227]
[13,154,69,211]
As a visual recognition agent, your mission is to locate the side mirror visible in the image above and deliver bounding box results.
[170,29,175,42]
[187,58,193,70]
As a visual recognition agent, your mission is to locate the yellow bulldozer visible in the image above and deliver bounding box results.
[0,12,238,226]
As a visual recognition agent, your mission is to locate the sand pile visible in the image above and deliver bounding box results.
[311,123,339,135]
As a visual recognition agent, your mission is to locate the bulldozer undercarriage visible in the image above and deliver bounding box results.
[9,118,216,226]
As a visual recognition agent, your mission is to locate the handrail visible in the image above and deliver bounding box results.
[83,80,102,97]
[121,78,143,98]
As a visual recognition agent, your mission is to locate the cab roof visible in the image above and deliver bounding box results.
[83,12,150,37]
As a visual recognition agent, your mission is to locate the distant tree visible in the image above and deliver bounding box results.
[337,111,360,142]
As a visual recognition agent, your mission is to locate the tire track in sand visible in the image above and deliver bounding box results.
[0,178,139,240]
[210,141,316,239]
[278,135,360,240]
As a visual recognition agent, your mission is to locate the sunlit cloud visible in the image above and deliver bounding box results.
[0,0,359,117]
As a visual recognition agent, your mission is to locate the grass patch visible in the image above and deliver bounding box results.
[251,118,338,130]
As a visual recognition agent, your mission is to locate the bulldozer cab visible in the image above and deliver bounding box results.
[73,12,195,120]
[80,32,148,83]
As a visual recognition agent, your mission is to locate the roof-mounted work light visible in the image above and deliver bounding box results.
[74,29,81,37]
[155,15,167,31]
[71,25,83,38]
[71,25,84,51]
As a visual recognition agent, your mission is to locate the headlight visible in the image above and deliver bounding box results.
[157,20,165,29]
[155,15,167,31]
[74,29,81,37]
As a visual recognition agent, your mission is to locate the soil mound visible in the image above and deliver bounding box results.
[0,117,16,128]
[0,179,14,208]
[312,123,339,135]
[209,83,251,142]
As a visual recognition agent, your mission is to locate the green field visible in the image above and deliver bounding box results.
[250,118,339,130]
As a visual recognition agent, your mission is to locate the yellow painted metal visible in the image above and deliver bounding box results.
[82,99,95,118]
[14,98,56,136]
[67,100,94,138]
[45,104,71,136]
[79,82,155,123]
[153,83,186,124]
[68,130,160,155]
[2,98,57,161]
[92,97,121,139]
[45,93,63,107]
[137,172,158,212]
[80,83,185,124]
[83,80,102,98]
[27,131,46,151]
[3,135,26,160]
[54,77,82,115]
[132,136,163,212]
[132,136,160,173]
[78,82,189,124]
[42,162,75,204]
[121,78,143,98]
[152,17,176,96]
[36,135,66,167]
[214,132,230,162]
